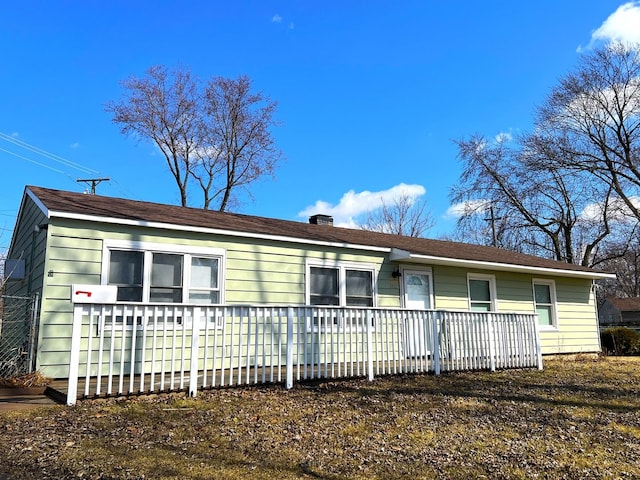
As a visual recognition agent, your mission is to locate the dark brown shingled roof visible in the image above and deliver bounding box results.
[27,185,609,277]
[605,297,640,312]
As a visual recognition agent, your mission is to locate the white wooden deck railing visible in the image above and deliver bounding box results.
[67,304,543,405]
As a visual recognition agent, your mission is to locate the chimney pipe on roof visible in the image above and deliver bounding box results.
[309,214,333,226]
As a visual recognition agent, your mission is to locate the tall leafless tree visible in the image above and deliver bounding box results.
[533,43,640,221]
[106,66,200,207]
[197,75,282,211]
[451,134,619,267]
[106,66,283,211]
[360,192,434,237]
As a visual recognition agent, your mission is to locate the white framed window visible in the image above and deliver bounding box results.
[467,274,496,312]
[533,279,557,329]
[102,240,224,305]
[306,261,376,330]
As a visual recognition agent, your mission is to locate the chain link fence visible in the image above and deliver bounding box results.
[0,295,39,378]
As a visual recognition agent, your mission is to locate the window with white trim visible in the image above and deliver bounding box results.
[307,263,375,330]
[308,265,374,307]
[467,274,496,312]
[104,242,223,305]
[533,279,557,328]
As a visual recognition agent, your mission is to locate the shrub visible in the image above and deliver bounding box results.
[601,327,640,356]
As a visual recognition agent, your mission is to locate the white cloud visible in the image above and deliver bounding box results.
[298,183,426,228]
[494,131,513,143]
[272,14,282,23]
[288,22,295,30]
[579,196,640,222]
[580,2,640,51]
[70,142,80,149]
[445,199,491,219]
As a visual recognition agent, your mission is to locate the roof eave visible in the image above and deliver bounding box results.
[390,248,615,280]
[45,210,393,254]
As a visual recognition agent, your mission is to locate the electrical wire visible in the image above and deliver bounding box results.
[0,147,65,174]
[0,131,99,175]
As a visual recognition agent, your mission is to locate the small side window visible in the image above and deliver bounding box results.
[533,280,556,327]
[468,276,494,312]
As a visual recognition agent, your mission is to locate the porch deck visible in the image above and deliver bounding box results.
[65,304,543,405]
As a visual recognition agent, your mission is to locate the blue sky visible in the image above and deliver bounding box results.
[2,1,639,252]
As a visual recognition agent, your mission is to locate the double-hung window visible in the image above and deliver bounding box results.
[308,265,374,307]
[104,241,224,305]
[468,274,496,312]
[307,263,375,330]
[533,279,557,328]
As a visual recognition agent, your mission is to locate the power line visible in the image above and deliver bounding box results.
[0,131,98,175]
[0,147,65,173]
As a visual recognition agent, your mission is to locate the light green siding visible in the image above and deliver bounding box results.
[10,196,600,377]
[430,265,598,355]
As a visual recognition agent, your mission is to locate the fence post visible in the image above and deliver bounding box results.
[366,311,374,381]
[533,314,543,370]
[27,293,40,374]
[286,307,294,389]
[488,314,496,372]
[432,311,441,376]
[188,307,201,398]
[67,304,84,405]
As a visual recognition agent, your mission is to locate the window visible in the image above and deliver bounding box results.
[468,274,495,312]
[310,267,339,305]
[533,279,556,328]
[345,270,373,307]
[307,263,375,330]
[189,257,220,304]
[150,253,183,302]
[109,250,143,302]
[308,265,374,307]
[104,241,223,305]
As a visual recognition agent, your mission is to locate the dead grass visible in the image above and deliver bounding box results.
[1,357,639,479]
[0,371,50,388]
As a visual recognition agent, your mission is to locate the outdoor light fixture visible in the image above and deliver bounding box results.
[392,269,402,278]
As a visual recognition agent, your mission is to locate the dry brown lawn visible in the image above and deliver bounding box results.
[1,356,639,479]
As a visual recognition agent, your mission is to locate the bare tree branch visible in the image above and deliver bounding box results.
[106,67,283,211]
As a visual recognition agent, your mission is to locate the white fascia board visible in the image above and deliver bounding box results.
[389,248,615,280]
[27,188,50,217]
[46,210,392,254]
[8,188,50,254]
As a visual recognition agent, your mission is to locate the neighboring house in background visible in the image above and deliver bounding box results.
[3,186,614,383]
[598,297,640,329]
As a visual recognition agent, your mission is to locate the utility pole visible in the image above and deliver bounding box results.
[484,204,502,247]
[77,177,110,195]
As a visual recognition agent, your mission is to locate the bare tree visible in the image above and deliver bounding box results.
[106,66,283,211]
[196,75,282,211]
[533,43,640,221]
[106,66,200,207]
[451,134,618,267]
[361,192,434,237]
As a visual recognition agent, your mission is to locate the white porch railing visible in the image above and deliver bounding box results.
[67,305,543,405]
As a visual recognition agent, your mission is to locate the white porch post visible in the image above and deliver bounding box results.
[188,307,201,398]
[533,315,543,370]
[432,311,441,376]
[286,307,294,389]
[67,304,84,406]
[366,311,374,381]
[488,313,496,372]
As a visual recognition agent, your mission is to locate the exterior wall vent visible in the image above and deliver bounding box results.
[309,214,334,226]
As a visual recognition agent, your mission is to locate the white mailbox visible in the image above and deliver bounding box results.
[70,284,118,303]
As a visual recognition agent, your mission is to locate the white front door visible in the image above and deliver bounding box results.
[403,270,432,310]
[402,269,433,356]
